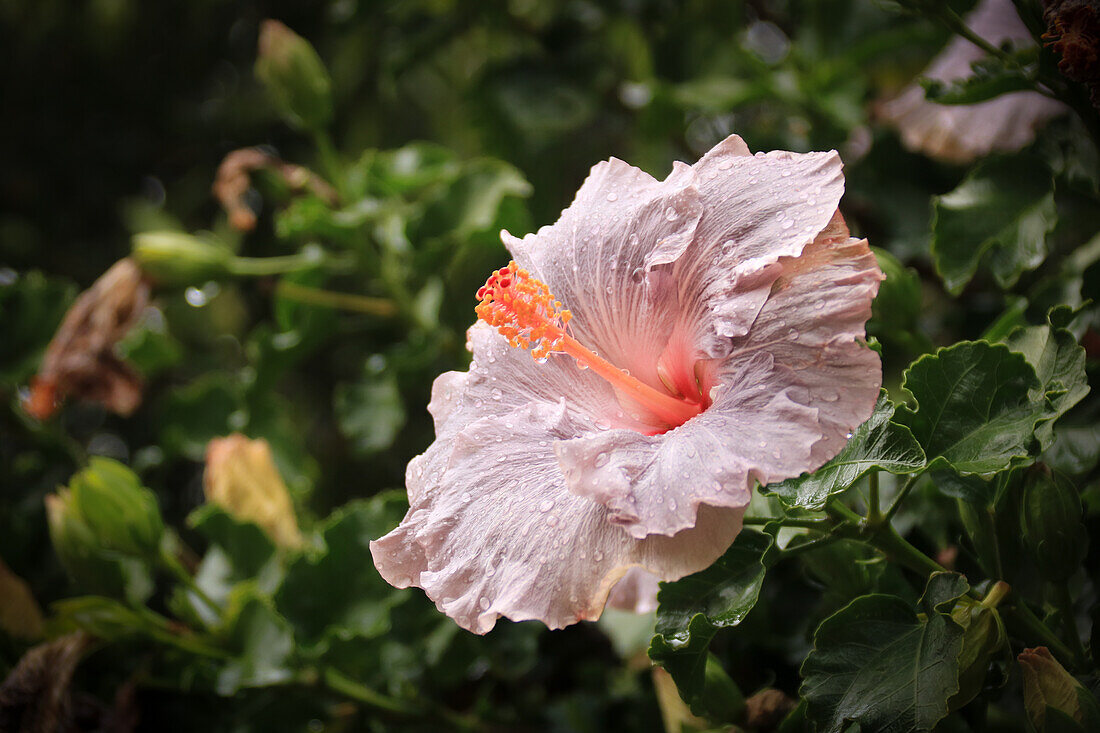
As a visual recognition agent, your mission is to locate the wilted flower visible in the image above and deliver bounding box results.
[204,434,304,549]
[23,258,149,420]
[371,134,882,633]
[880,0,1067,163]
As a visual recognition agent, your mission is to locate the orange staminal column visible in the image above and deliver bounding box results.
[475,262,703,428]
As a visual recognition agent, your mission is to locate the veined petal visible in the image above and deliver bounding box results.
[370,400,743,633]
[663,137,846,374]
[557,215,882,537]
[501,157,703,393]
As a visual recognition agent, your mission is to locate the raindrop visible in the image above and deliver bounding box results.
[781,219,793,230]
[717,158,733,171]
[184,287,208,307]
[606,192,618,202]
[479,597,491,610]
[593,551,604,561]
[491,388,503,400]
[538,499,554,512]
[594,452,609,468]
[546,514,559,527]
[630,268,645,283]
[813,300,826,310]
[845,432,854,439]
[664,206,679,222]
[538,440,548,447]
[461,492,472,503]
[781,169,792,177]
[669,500,678,511]
[474,399,484,408]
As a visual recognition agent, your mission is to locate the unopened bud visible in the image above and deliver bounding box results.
[948,590,1007,710]
[132,231,233,286]
[52,457,165,561]
[1020,465,1087,583]
[255,20,333,132]
[1018,647,1090,731]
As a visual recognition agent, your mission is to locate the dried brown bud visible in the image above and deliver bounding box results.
[0,632,94,733]
[23,258,150,420]
[745,688,797,731]
[212,147,337,231]
[1044,1,1100,109]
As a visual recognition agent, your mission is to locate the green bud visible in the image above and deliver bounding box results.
[1020,465,1088,583]
[132,231,234,286]
[255,20,333,132]
[948,587,1008,711]
[56,457,165,561]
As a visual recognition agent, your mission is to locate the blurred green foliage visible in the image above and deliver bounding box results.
[2,0,1100,731]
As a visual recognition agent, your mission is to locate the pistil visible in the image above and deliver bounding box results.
[475,262,703,428]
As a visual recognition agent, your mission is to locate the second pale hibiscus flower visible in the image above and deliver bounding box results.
[371,134,883,633]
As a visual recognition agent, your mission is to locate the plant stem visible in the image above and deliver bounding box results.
[1053,582,1090,665]
[1005,601,1082,670]
[883,474,919,523]
[780,534,842,558]
[312,131,345,201]
[742,516,832,529]
[228,252,324,277]
[321,667,415,715]
[867,472,882,523]
[825,498,946,577]
[275,280,397,316]
[160,550,221,618]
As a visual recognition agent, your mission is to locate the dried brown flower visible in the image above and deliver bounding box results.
[213,147,337,231]
[23,258,150,420]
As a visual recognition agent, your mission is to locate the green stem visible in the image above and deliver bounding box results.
[227,252,324,277]
[867,472,882,523]
[883,474,919,523]
[1054,582,1089,665]
[940,8,1015,64]
[275,280,397,317]
[780,534,842,558]
[160,550,221,618]
[826,498,946,577]
[321,667,415,715]
[312,131,345,201]
[1006,601,1082,670]
[742,516,832,529]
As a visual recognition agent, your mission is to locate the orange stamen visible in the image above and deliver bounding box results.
[475,262,703,428]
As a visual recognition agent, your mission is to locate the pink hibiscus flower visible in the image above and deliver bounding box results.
[371,135,883,633]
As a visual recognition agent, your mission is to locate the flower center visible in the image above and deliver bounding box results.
[476,262,703,428]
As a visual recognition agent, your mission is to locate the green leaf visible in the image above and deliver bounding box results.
[801,572,969,733]
[333,371,406,456]
[931,154,1055,294]
[921,53,1035,105]
[648,530,772,713]
[275,494,408,648]
[188,505,282,608]
[1004,308,1090,448]
[895,341,1046,475]
[50,596,223,658]
[215,587,296,694]
[767,393,925,509]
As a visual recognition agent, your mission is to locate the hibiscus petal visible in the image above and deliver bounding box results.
[501,156,703,394]
[370,399,744,633]
[557,215,882,537]
[657,137,847,401]
[879,0,1066,163]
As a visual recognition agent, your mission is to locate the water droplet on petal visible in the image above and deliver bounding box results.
[491,388,503,400]
[630,268,645,283]
[546,514,559,527]
[781,169,792,177]
[845,432,854,439]
[479,596,490,610]
[669,499,678,511]
[781,219,793,230]
[593,551,604,561]
[538,499,554,512]
[594,452,609,468]
[664,206,679,222]
[460,492,472,503]
[717,158,733,171]
[606,192,618,202]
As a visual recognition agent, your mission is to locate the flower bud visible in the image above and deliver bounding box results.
[204,434,303,548]
[1020,465,1087,583]
[948,589,1007,710]
[132,231,234,286]
[255,20,333,132]
[1018,647,1090,731]
[52,457,165,561]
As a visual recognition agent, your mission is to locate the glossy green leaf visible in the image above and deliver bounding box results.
[801,573,969,733]
[215,587,296,694]
[767,393,925,509]
[188,505,282,609]
[895,341,1045,475]
[931,154,1055,294]
[921,53,1035,105]
[1005,308,1090,449]
[648,530,772,713]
